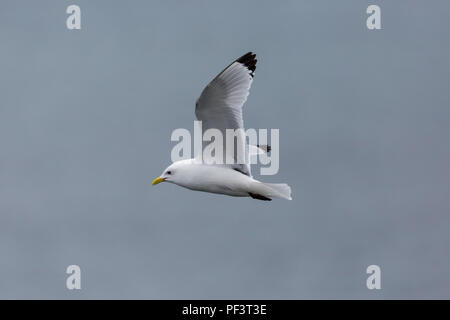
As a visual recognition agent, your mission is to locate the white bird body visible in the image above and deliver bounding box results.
[159,158,291,200]
[153,52,292,201]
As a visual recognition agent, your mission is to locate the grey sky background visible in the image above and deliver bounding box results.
[1,0,450,299]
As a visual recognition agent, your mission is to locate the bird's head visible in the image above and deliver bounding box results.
[152,160,193,187]
[152,164,176,186]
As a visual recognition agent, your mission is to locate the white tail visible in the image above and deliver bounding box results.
[264,183,292,200]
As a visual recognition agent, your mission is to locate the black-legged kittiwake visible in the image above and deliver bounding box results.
[152,52,292,201]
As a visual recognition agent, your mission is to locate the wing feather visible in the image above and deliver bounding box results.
[195,52,257,176]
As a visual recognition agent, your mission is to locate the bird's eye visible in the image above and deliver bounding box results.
[167,171,172,175]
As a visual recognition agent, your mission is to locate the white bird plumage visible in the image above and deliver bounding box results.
[153,52,292,201]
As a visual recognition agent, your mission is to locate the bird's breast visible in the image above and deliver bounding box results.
[176,164,252,197]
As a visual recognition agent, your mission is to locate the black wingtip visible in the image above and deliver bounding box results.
[257,144,271,153]
[249,192,272,201]
[236,52,257,77]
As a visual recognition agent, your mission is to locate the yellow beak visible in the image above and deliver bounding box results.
[152,177,166,186]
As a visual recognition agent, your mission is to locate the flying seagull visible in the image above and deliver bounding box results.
[152,52,292,201]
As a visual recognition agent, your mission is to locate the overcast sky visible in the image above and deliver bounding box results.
[1,0,450,299]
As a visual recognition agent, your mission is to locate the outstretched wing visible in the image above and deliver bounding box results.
[195,52,257,176]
